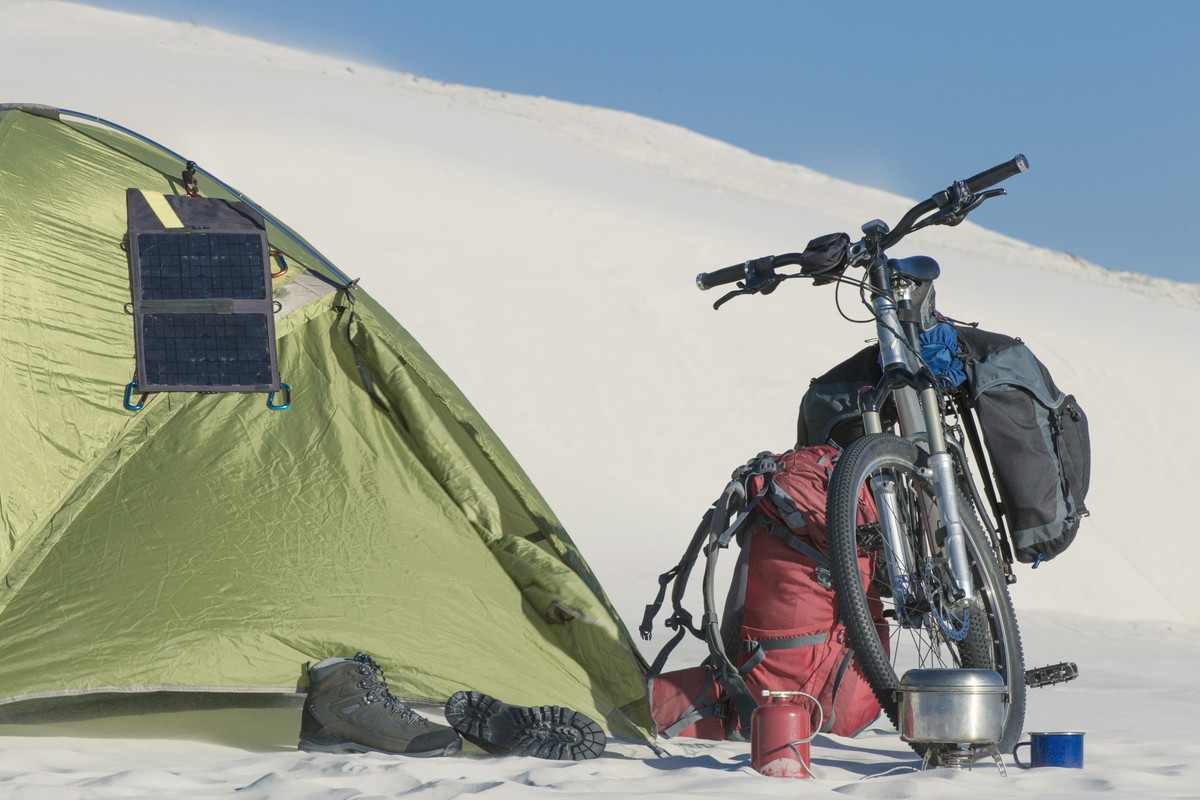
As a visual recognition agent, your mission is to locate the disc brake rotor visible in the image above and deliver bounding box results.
[923,558,970,641]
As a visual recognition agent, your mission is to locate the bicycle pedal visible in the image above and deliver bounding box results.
[1024,661,1079,688]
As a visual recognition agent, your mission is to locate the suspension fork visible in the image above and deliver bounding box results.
[920,387,975,601]
[863,261,976,603]
[869,471,918,612]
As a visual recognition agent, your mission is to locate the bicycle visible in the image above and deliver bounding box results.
[695,156,1031,764]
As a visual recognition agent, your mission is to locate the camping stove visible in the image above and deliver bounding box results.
[895,669,1009,774]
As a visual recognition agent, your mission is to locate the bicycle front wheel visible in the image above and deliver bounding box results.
[826,433,1026,755]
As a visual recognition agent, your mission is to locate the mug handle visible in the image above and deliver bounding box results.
[1012,741,1031,769]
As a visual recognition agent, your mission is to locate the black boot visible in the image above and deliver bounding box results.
[299,653,461,756]
[444,690,605,760]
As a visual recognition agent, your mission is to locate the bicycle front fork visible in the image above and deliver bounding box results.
[866,385,977,611]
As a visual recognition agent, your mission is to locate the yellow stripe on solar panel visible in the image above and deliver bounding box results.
[139,189,185,229]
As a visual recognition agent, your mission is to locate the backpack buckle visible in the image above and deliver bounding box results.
[814,565,834,590]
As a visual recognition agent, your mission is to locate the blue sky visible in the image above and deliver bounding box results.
[88,1,1197,283]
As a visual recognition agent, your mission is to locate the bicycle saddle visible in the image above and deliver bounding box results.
[887,255,940,283]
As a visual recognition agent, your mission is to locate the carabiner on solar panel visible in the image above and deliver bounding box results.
[267,382,292,411]
[124,380,149,411]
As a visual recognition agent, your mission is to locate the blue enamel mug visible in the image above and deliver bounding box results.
[1012,731,1085,768]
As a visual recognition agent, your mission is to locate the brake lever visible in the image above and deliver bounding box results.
[922,184,1008,229]
[711,271,787,310]
[962,187,1007,214]
[937,188,1007,227]
[712,288,744,310]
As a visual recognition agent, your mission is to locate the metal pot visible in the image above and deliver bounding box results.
[896,669,1009,744]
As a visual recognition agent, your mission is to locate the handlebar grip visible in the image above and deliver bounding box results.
[696,263,747,290]
[963,154,1029,194]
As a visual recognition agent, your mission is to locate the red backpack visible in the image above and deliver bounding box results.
[642,446,884,739]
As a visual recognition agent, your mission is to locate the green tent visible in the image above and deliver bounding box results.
[0,103,651,741]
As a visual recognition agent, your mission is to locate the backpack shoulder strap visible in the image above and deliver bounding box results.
[643,452,791,725]
[640,508,712,675]
[700,479,774,729]
[641,453,781,677]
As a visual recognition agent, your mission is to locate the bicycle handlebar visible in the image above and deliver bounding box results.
[696,263,747,290]
[881,154,1028,250]
[696,253,811,291]
[698,156,1028,300]
[964,154,1029,195]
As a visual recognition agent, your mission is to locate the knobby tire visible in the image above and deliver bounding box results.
[826,433,1026,756]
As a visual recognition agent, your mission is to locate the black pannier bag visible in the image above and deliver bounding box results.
[955,327,1090,564]
[797,345,888,449]
[797,325,1091,565]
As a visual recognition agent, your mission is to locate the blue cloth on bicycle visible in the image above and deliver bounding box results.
[919,323,966,386]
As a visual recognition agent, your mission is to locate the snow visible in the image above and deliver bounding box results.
[2,0,1198,796]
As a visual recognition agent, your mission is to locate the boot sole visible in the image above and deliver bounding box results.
[444,690,605,761]
[298,732,462,757]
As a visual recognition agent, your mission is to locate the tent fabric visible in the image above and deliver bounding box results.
[0,106,651,739]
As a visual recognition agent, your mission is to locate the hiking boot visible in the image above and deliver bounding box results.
[299,652,461,756]
[444,690,605,761]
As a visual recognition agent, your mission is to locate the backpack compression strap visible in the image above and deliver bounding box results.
[734,518,836,675]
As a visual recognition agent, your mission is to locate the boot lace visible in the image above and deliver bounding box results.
[352,652,429,725]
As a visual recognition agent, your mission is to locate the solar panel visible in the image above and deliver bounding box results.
[127,191,280,395]
[140,313,274,388]
[137,233,267,300]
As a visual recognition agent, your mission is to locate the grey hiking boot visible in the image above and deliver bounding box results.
[299,652,461,756]
[444,690,605,760]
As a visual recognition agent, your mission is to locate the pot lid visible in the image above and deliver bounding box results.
[899,668,1007,692]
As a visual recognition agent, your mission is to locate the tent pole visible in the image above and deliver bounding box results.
[56,107,356,288]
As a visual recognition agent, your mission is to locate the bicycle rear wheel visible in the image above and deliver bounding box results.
[826,433,1025,756]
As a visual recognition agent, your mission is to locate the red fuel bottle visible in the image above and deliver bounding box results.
[750,690,823,779]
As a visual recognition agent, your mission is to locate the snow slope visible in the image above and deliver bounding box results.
[1,1,1198,797]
